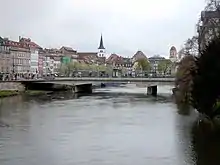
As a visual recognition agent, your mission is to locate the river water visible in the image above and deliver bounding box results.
[0,86,220,165]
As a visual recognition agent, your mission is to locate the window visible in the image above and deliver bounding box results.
[31,62,38,66]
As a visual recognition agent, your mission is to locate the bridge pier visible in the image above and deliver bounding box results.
[147,85,157,96]
[74,83,92,93]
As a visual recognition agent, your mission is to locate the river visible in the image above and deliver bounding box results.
[0,85,220,165]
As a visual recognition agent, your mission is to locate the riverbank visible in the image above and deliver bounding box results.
[0,90,19,98]
[0,90,53,98]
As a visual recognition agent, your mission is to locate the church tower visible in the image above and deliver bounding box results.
[97,34,105,57]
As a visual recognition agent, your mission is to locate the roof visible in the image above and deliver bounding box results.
[170,46,177,51]
[148,55,166,63]
[5,40,29,50]
[132,51,147,61]
[106,54,126,65]
[107,54,119,63]
[78,52,97,58]
[44,48,62,54]
[98,35,105,49]
[19,37,42,49]
[77,52,99,64]
[60,46,77,53]
[123,57,132,64]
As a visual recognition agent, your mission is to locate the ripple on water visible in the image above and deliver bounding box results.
[0,86,201,165]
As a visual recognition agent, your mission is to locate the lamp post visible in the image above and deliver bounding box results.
[96,63,99,77]
[12,54,15,78]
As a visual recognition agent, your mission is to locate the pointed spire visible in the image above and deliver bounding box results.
[98,34,105,49]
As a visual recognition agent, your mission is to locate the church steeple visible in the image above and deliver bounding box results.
[97,34,106,57]
[98,34,105,49]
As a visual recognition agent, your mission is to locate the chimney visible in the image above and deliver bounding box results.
[19,36,21,42]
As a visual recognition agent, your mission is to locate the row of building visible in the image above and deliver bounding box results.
[0,35,179,76]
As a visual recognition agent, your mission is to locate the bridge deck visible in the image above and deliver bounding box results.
[0,77,175,84]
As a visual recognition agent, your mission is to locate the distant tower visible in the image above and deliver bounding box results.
[169,46,177,62]
[98,34,105,57]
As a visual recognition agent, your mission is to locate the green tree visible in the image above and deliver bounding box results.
[98,64,106,72]
[59,62,80,76]
[191,36,220,119]
[157,59,172,75]
[136,59,150,71]
[105,65,113,76]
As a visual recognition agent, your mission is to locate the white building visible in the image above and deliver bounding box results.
[30,49,39,74]
[44,56,61,75]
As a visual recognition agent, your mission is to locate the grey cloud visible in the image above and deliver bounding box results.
[0,0,206,57]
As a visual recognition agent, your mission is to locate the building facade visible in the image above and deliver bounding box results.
[169,46,178,62]
[30,49,39,74]
[3,39,31,74]
[43,49,62,74]
[19,37,42,75]
[0,37,11,73]
[60,46,78,63]
[148,55,166,74]
[38,50,45,76]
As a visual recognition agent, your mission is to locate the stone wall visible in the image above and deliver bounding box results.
[0,82,25,91]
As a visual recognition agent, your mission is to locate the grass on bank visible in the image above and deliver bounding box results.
[0,90,52,98]
[0,90,19,98]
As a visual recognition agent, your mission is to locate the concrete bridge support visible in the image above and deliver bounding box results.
[74,83,92,93]
[147,85,157,96]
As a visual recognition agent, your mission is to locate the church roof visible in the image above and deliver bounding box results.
[98,35,105,49]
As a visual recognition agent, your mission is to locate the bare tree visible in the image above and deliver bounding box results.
[184,36,199,56]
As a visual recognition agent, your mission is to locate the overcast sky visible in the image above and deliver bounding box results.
[0,0,205,57]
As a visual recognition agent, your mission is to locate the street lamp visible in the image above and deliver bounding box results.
[96,63,99,77]
[12,54,15,74]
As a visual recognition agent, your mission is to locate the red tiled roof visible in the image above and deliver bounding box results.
[77,52,98,64]
[132,51,147,61]
[77,52,106,64]
[19,37,42,49]
[5,40,29,49]
[106,54,124,65]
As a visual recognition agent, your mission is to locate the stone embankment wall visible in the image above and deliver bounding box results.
[0,82,25,91]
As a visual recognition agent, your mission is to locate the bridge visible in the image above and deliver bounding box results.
[1,77,175,96]
[16,77,175,85]
[20,77,175,96]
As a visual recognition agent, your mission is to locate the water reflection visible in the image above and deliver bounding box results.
[0,86,220,165]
